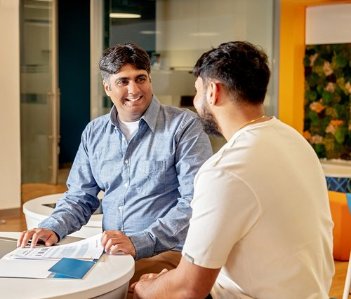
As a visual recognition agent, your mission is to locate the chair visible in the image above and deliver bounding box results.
[342,251,351,299]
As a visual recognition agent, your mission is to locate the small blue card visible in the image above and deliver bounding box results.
[49,258,96,279]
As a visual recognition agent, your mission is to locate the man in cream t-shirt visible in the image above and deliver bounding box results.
[184,116,334,298]
[133,41,334,299]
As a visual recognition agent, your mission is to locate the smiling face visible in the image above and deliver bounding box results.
[104,64,153,122]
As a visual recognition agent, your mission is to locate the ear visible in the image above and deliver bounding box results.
[207,81,220,105]
[103,80,111,95]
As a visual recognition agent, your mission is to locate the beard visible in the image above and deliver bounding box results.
[197,97,223,137]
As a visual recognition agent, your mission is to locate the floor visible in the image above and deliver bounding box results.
[0,181,349,298]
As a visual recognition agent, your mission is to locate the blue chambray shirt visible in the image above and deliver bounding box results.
[39,97,212,259]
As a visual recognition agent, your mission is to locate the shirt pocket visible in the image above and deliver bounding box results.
[137,160,166,196]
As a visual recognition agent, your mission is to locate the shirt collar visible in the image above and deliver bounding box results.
[110,106,119,127]
[141,96,160,133]
[109,96,160,132]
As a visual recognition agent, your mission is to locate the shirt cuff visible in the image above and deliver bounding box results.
[129,231,155,260]
[38,219,64,242]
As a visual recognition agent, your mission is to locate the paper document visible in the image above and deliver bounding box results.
[4,233,103,261]
[0,259,56,278]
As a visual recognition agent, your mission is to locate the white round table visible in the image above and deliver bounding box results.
[0,232,134,299]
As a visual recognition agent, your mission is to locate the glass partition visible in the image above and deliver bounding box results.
[20,0,59,183]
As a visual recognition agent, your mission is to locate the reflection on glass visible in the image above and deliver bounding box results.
[20,0,56,183]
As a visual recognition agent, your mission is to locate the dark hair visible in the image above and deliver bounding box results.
[99,43,151,82]
[193,41,270,104]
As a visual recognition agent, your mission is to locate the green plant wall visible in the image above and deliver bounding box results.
[304,44,351,160]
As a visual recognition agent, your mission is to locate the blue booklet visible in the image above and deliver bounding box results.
[49,258,96,279]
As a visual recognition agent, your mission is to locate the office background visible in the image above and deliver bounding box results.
[0,0,350,211]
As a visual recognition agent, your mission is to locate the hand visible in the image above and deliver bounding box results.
[17,228,59,248]
[130,268,168,291]
[101,230,136,257]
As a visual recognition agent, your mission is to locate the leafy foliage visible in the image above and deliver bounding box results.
[304,44,351,160]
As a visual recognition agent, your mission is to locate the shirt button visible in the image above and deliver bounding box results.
[124,160,129,165]
[124,183,128,188]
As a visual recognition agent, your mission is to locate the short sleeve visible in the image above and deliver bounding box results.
[182,167,261,269]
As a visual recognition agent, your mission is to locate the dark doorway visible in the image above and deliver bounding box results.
[58,0,91,168]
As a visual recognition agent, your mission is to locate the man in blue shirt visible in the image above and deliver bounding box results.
[18,43,212,282]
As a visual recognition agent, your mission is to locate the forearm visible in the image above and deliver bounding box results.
[39,192,100,239]
[39,209,88,240]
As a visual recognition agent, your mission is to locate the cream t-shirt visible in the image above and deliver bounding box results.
[183,117,334,299]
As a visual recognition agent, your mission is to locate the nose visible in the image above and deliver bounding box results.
[127,80,140,94]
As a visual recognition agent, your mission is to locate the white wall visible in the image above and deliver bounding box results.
[306,4,351,44]
[0,0,21,209]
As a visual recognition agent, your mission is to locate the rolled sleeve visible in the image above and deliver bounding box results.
[129,232,155,259]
